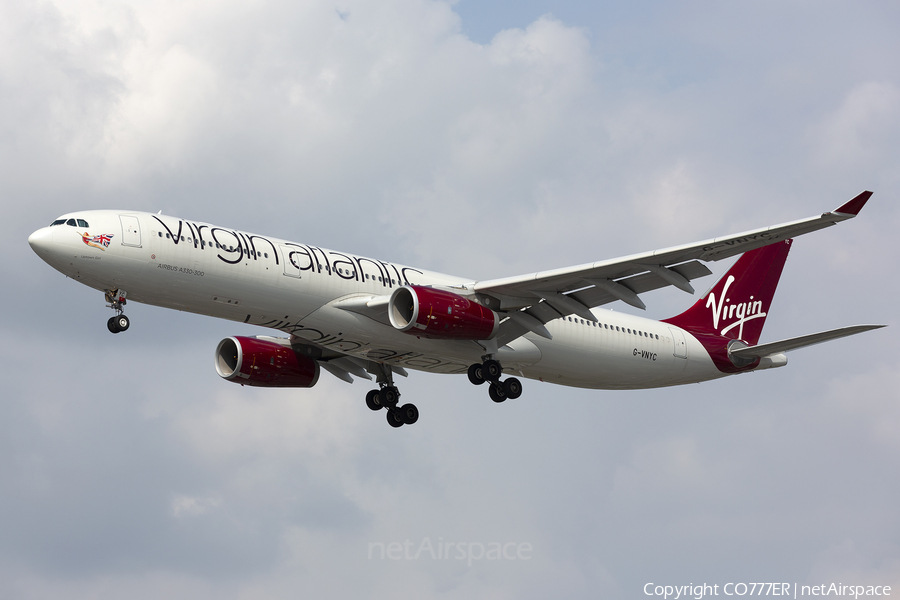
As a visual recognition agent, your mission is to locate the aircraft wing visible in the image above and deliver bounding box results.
[472,192,872,345]
[287,334,408,384]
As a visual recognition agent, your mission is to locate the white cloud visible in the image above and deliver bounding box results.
[171,494,222,517]
[812,81,900,170]
[4,0,900,598]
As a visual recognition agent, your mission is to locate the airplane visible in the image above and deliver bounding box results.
[28,192,884,428]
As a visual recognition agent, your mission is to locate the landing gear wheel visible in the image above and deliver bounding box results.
[503,377,522,399]
[379,386,399,408]
[107,317,120,334]
[467,363,486,385]
[489,384,507,403]
[366,389,383,411]
[482,359,502,382]
[398,403,419,425]
[387,409,404,428]
[115,315,130,332]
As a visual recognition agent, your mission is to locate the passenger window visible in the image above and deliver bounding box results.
[77,219,89,227]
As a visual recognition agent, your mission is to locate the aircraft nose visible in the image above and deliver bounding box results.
[28,227,53,254]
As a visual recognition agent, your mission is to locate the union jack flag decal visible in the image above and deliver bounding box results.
[81,232,114,250]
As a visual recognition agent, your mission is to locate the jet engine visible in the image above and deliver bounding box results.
[215,336,320,387]
[388,285,499,340]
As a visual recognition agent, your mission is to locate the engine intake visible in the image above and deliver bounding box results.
[215,336,320,388]
[388,285,499,340]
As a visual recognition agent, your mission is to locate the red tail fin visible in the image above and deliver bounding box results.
[662,239,792,345]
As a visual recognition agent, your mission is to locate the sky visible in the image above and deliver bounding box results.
[2,0,900,598]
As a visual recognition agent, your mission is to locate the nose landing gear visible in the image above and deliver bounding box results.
[468,358,522,403]
[107,314,130,334]
[105,289,130,334]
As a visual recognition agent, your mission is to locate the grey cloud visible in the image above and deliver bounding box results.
[3,0,899,598]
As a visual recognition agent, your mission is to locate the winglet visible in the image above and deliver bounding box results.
[834,191,873,216]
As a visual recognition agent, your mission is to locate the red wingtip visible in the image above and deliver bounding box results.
[834,191,873,216]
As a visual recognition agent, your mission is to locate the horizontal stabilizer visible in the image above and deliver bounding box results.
[729,325,885,359]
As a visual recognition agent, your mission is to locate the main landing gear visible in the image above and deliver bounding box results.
[105,289,130,334]
[467,358,522,403]
[365,366,419,428]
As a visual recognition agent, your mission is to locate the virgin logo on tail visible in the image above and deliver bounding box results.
[706,275,766,340]
[662,239,790,347]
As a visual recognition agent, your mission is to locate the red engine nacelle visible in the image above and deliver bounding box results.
[215,336,320,388]
[388,285,499,340]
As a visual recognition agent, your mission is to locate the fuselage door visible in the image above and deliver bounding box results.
[119,215,142,247]
[280,245,303,278]
[669,327,688,359]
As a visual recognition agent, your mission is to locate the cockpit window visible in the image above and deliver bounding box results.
[55,217,90,227]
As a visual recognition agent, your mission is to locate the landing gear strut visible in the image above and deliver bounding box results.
[365,364,419,428]
[468,357,522,403]
[105,289,130,334]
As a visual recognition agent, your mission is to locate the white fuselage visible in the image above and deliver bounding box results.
[29,210,726,390]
